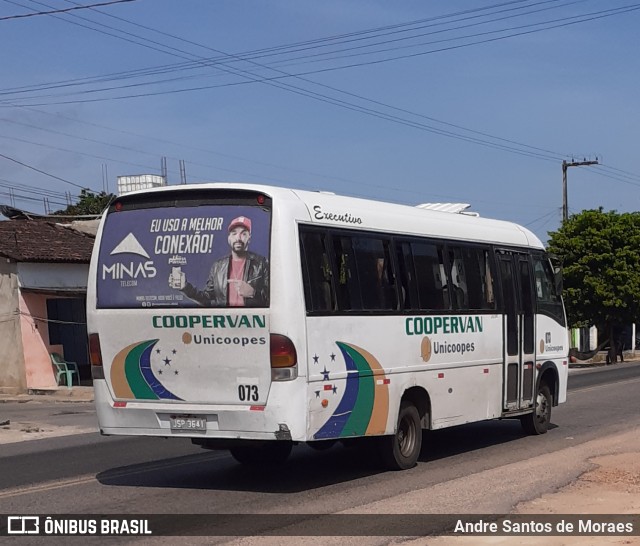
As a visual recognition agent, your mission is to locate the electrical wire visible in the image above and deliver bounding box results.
[0,3,602,106]
[3,0,580,162]
[0,0,625,170]
[0,0,135,21]
[0,152,89,189]
[0,0,565,96]
[4,1,640,214]
[18,311,87,326]
[2,2,634,173]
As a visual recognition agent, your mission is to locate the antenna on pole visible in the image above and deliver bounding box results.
[161,157,168,184]
[179,160,186,185]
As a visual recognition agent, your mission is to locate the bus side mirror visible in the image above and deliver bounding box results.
[554,266,563,297]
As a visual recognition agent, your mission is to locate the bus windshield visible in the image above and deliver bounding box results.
[96,202,271,309]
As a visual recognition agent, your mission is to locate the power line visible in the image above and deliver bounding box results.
[0,123,181,175]
[524,207,560,228]
[584,164,640,187]
[0,0,574,98]
[0,0,626,168]
[2,106,558,210]
[0,0,136,21]
[4,3,636,169]
[5,1,640,213]
[257,0,588,67]
[0,177,78,199]
[4,2,636,107]
[77,0,573,161]
[0,151,89,189]
[5,0,579,162]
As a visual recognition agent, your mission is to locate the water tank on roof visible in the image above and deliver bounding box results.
[117,174,166,195]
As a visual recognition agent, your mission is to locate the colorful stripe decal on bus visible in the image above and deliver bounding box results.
[111,340,182,400]
[314,342,389,439]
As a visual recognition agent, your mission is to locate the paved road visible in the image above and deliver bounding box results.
[0,361,638,541]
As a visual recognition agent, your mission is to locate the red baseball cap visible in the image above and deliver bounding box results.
[228,216,251,233]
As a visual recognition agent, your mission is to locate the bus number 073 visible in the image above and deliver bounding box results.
[238,385,259,402]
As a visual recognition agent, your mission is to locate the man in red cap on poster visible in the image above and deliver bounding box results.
[172,215,269,307]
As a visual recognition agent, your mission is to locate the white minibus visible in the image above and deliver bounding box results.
[87,183,568,470]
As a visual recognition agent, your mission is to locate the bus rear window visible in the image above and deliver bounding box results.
[96,204,271,309]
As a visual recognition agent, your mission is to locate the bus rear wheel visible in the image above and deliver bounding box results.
[229,442,292,466]
[521,383,552,435]
[378,401,422,470]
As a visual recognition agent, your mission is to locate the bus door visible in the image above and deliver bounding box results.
[497,250,536,411]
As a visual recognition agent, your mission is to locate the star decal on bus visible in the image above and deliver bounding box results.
[110,340,182,401]
[314,342,390,440]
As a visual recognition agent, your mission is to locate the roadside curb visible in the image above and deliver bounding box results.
[569,358,640,370]
[0,387,95,404]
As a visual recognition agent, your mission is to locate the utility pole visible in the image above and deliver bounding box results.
[562,159,599,222]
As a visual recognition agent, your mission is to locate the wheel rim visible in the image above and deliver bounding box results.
[398,414,416,457]
[535,391,549,425]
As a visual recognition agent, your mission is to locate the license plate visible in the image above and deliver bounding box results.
[170,416,207,433]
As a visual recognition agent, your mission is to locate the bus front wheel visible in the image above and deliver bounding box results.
[378,401,422,470]
[521,383,552,435]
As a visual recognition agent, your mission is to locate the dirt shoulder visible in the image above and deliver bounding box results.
[417,429,640,545]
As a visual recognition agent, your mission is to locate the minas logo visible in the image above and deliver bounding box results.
[110,233,150,258]
[102,233,157,281]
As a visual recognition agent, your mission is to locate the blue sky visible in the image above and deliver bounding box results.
[1,0,639,242]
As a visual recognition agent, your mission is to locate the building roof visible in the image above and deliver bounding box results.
[0,220,95,263]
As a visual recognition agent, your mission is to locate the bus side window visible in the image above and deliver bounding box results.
[381,240,399,310]
[342,236,398,311]
[332,236,361,311]
[484,250,496,307]
[533,255,565,325]
[396,242,418,310]
[410,242,450,311]
[446,247,468,310]
[357,237,398,310]
[459,246,496,310]
[300,229,335,312]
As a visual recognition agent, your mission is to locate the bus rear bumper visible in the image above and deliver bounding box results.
[94,380,298,442]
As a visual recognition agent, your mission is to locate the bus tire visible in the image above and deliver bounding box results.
[229,442,292,466]
[521,383,552,435]
[378,401,422,470]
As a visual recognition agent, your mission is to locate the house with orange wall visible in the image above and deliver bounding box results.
[0,218,96,394]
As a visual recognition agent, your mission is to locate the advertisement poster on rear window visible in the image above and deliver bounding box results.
[97,206,270,309]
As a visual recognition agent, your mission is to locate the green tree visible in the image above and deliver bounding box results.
[547,208,640,362]
[53,189,115,216]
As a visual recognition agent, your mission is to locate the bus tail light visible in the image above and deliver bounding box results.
[270,334,297,381]
[88,333,105,380]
